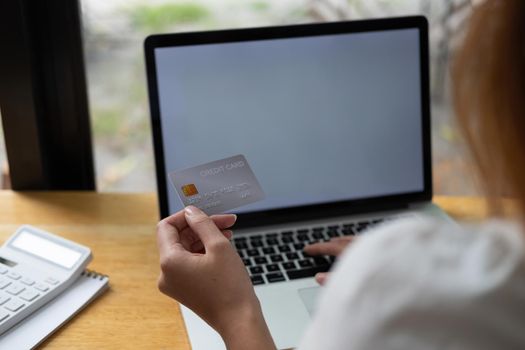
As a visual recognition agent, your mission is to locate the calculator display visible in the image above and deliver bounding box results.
[11,231,82,269]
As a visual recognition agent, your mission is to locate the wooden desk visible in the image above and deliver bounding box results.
[0,192,501,348]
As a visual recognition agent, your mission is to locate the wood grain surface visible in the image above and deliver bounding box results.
[0,191,512,349]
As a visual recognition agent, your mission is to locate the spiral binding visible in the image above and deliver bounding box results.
[80,269,108,281]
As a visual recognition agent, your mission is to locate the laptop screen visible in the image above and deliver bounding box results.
[151,24,426,216]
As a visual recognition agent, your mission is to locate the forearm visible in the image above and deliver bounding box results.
[218,303,276,350]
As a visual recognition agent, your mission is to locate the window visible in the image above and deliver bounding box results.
[81,0,478,194]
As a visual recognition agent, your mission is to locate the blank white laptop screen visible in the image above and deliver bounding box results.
[154,28,423,214]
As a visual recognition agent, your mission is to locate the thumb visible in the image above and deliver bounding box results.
[184,206,226,247]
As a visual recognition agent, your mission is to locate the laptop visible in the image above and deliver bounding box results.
[145,16,450,349]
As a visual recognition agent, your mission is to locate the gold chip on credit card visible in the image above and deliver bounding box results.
[181,184,198,197]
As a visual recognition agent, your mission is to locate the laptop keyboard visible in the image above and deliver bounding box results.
[234,218,387,285]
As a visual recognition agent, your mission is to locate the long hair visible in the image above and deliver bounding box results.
[453,0,525,215]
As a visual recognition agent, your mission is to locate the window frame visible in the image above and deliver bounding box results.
[0,0,95,190]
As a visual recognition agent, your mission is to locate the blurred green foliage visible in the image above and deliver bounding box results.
[92,108,121,137]
[83,0,471,194]
[251,1,270,12]
[131,3,210,32]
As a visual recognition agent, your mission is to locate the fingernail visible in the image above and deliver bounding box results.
[232,214,237,222]
[184,205,203,216]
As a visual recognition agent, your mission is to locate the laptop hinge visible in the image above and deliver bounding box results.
[235,201,410,229]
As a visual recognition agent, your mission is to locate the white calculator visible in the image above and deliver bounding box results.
[0,225,92,335]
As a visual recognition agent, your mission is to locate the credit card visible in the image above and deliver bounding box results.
[169,154,265,215]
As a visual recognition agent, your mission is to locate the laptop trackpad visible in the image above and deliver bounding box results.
[298,287,321,317]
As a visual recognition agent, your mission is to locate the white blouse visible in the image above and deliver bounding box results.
[298,218,525,350]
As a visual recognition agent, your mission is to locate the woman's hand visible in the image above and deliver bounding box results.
[304,236,355,285]
[156,206,275,350]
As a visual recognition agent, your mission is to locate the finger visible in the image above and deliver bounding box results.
[315,272,328,285]
[184,206,226,246]
[211,214,237,229]
[189,230,232,253]
[162,210,190,232]
[179,223,233,249]
[164,212,236,236]
[222,230,233,240]
[304,241,347,256]
[163,211,234,247]
[156,218,183,257]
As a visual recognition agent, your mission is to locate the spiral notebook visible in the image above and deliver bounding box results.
[0,270,109,349]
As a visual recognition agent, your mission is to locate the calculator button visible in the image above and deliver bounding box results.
[0,278,11,289]
[4,299,24,312]
[0,295,10,305]
[21,277,34,286]
[44,277,60,285]
[0,310,9,322]
[6,272,21,280]
[19,290,39,302]
[34,283,49,292]
[6,284,24,296]
[0,266,7,274]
